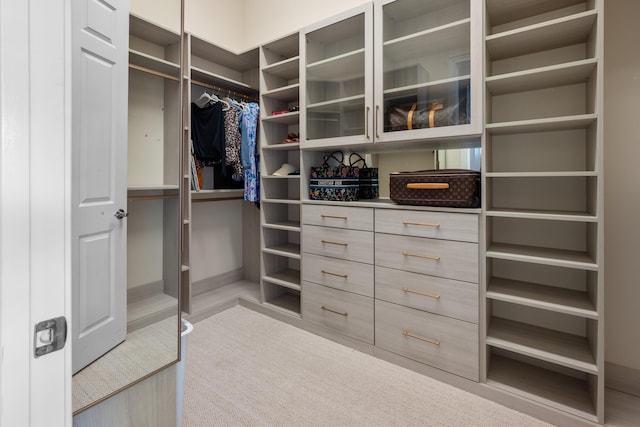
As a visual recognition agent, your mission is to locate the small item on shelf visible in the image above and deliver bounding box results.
[272,110,289,116]
[272,163,296,176]
[283,133,299,143]
[288,106,299,112]
[389,169,480,208]
[309,151,360,202]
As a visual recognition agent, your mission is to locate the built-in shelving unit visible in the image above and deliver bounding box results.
[127,14,182,332]
[482,0,604,423]
[259,32,302,317]
[180,33,260,315]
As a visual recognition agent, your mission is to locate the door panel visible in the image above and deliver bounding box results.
[72,0,128,374]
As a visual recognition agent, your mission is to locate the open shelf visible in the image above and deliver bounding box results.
[262,268,301,291]
[486,59,597,94]
[485,0,588,28]
[486,10,598,60]
[262,243,301,259]
[261,111,300,125]
[487,317,597,374]
[263,220,300,231]
[263,292,301,317]
[263,56,300,80]
[191,66,257,95]
[486,114,597,135]
[487,277,597,319]
[486,243,597,270]
[486,208,597,223]
[262,83,299,102]
[487,354,597,422]
[129,50,180,79]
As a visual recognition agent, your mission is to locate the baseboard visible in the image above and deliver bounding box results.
[191,268,244,297]
[606,362,640,397]
[128,280,164,303]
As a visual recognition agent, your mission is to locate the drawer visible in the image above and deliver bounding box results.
[303,253,374,297]
[303,224,373,264]
[375,209,478,243]
[375,267,478,323]
[375,300,479,381]
[302,281,374,344]
[375,233,478,283]
[302,204,373,231]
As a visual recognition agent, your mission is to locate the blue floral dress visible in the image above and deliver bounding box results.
[241,102,260,202]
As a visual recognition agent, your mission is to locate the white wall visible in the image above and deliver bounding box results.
[130,0,181,33]
[184,0,368,52]
[184,0,244,52]
[604,0,640,371]
[241,0,369,50]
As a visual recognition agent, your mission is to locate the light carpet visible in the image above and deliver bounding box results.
[183,305,552,427]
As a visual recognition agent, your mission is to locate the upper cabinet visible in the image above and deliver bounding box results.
[301,0,482,150]
[301,3,373,148]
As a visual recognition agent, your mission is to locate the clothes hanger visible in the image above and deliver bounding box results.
[194,91,212,108]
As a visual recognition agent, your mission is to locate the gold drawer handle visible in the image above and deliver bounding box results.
[403,330,440,346]
[402,251,440,261]
[322,240,348,246]
[321,305,348,316]
[402,287,440,300]
[321,214,348,220]
[403,220,440,228]
[321,270,348,278]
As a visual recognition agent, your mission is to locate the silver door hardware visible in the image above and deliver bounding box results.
[114,209,128,219]
[34,316,67,357]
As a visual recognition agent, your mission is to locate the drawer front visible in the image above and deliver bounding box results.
[303,253,374,297]
[375,300,479,381]
[375,209,478,243]
[302,205,373,231]
[375,267,478,323]
[303,225,373,264]
[303,281,374,344]
[375,233,478,283]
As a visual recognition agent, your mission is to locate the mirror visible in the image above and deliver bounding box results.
[72,4,183,413]
[435,147,481,171]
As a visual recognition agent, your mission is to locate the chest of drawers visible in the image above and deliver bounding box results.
[302,205,374,344]
[302,203,480,380]
[374,208,479,381]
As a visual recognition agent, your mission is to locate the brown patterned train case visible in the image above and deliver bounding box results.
[389,169,480,208]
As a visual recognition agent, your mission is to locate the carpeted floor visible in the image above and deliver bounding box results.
[183,305,552,427]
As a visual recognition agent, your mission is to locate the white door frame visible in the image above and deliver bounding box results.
[0,0,72,425]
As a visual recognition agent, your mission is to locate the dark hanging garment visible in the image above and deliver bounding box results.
[191,102,226,169]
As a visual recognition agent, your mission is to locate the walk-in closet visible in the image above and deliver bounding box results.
[61,1,640,426]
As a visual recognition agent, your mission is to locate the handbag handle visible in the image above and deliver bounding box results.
[349,152,368,168]
[322,151,344,168]
[407,183,450,190]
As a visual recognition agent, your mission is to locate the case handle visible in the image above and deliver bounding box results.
[406,183,450,190]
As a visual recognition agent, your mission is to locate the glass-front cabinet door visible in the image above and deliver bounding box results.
[374,0,482,143]
[301,3,374,148]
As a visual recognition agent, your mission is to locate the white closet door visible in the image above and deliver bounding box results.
[71,0,129,374]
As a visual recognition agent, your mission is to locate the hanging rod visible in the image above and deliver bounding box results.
[192,196,243,203]
[128,63,181,82]
[190,79,258,103]
[128,194,179,201]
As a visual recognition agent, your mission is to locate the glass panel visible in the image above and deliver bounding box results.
[382,0,471,133]
[306,13,365,140]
